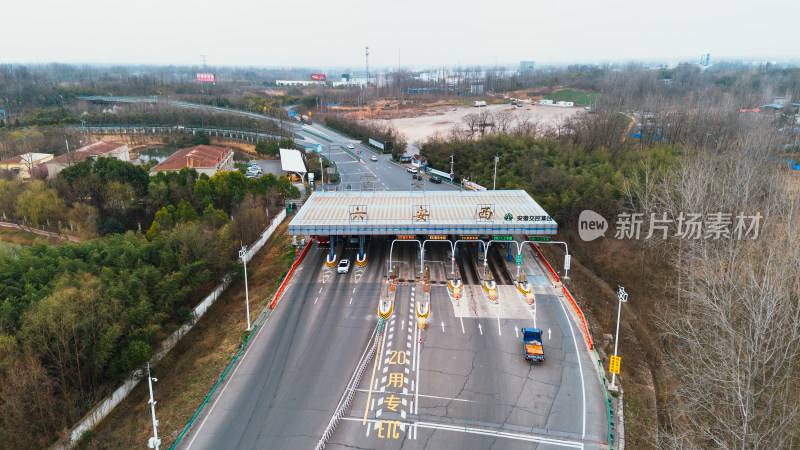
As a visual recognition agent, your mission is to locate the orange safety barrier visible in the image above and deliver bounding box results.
[270,243,311,309]
[562,286,594,350]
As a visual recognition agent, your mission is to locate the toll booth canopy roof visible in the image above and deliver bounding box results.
[288,190,557,236]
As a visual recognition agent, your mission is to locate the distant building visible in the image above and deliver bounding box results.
[150,145,233,177]
[0,152,53,180]
[519,61,536,74]
[46,141,129,179]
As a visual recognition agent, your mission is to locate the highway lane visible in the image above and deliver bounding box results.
[180,239,388,449]
[297,122,460,192]
[327,240,608,449]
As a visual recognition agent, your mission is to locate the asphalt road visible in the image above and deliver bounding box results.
[327,241,609,449]
[181,239,386,449]
[296,122,460,192]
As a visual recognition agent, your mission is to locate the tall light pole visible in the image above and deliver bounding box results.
[146,363,160,449]
[610,286,628,390]
[493,155,499,190]
[239,245,251,331]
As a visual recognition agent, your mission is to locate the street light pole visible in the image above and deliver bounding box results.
[239,245,251,331]
[493,155,499,190]
[146,363,160,449]
[610,286,628,390]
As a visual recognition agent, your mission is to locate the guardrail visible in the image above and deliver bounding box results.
[562,286,593,350]
[270,240,311,309]
[68,125,289,141]
[316,318,384,449]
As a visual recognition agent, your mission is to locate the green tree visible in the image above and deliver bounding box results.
[191,131,210,146]
[255,140,268,155]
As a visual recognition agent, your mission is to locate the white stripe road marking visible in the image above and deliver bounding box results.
[351,388,477,402]
[460,316,465,334]
[319,287,322,294]
[343,418,584,448]
[556,294,587,439]
[314,297,318,304]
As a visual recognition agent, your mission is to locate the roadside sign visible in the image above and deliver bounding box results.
[449,172,454,180]
[515,254,522,265]
[289,110,296,117]
[564,254,571,270]
[609,355,621,374]
[529,236,550,242]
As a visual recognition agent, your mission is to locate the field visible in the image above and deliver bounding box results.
[373,102,583,151]
[544,88,600,105]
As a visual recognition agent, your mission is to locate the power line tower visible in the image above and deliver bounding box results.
[365,46,370,87]
[200,54,207,68]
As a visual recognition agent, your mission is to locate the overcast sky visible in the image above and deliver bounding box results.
[5,0,798,69]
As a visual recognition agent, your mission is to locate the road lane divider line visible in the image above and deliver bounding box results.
[555,295,587,439]
[340,417,584,448]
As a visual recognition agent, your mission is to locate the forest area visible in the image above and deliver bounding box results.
[0,154,300,447]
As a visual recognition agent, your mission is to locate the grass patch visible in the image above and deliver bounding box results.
[619,113,633,126]
[545,89,600,105]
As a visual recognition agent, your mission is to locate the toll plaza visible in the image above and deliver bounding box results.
[288,190,558,277]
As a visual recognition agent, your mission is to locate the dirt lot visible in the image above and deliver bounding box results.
[373,103,583,149]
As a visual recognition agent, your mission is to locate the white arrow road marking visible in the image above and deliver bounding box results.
[478,324,483,335]
[441,321,445,333]
[548,328,552,340]
[515,327,519,338]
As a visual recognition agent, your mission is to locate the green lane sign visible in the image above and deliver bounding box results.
[515,254,522,265]
[529,236,551,242]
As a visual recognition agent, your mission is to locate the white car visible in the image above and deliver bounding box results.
[406,167,418,174]
[370,155,378,162]
[337,259,351,274]
[347,144,355,149]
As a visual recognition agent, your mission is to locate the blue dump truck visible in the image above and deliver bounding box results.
[522,328,545,363]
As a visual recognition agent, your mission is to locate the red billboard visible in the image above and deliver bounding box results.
[311,73,326,81]
[196,73,215,83]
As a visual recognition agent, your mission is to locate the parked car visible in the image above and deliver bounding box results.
[370,155,378,162]
[337,259,351,274]
[407,167,418,173]
[412,174,423,181]
[429,176,442,184]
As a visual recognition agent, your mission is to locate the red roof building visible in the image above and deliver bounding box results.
[150,145,234,176]
[46,141,129,179]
